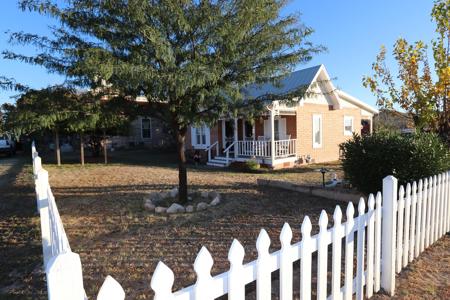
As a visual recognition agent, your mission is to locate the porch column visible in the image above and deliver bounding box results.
[234,117,238,158]
[270,109,275,166]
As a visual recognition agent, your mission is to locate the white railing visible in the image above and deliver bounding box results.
[274,139,296,158]
[32,141,450,300]
[32,142,124,300]
[224,141,236,166]
[237,140,271,157]
[236,139,297,158]
[205,141,219,161]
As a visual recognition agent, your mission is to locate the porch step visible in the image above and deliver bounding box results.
[206,156,232,167]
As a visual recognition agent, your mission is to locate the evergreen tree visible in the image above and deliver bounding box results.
[5,0,322,202]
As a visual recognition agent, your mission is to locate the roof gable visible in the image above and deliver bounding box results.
[242,65,322,99]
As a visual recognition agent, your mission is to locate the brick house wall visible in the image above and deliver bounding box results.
[295,103,361,163]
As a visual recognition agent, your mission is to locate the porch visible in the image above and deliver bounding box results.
[205,101,298,167]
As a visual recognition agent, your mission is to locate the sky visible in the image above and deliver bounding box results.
[0,0,436,107]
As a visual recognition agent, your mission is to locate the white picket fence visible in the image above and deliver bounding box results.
[31,143,450,300]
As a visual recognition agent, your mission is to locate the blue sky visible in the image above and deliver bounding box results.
[0,0,436,106]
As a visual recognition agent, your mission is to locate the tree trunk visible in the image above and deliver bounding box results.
[103,130,108,164]
[80,133,85,166]
[176,128,188,204]
[55,129,61,166]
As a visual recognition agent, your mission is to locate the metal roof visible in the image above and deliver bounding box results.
[242,65,322,99]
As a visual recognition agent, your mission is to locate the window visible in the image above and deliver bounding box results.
[195,127,206,145]
[191,125,210,149]
[344,116,354,136]
[313,114,322,148]
[141,118,151,139]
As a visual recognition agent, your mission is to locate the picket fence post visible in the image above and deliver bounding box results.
[36,168,52,267]
[46,252,85,300]
[381,175,397,296]
[256,229,271,300]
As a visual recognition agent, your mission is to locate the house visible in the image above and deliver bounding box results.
[108,116,173,149]
[185,65,378,168]
[373,108,415,134]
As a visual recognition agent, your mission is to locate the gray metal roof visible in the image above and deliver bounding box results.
[242,65,322,99]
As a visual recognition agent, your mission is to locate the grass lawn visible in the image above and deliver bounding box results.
[1,149,449,299]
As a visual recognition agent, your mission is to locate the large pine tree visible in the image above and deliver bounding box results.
[5,0,322,202]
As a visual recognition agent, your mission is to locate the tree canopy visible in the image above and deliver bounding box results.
[5,0,323,201]
[363,0,449,141]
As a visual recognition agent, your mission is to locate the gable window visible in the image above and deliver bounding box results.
[344,116,354,136]
[312,114,322,148]
[141,118,151,139]
[191,125,210,149]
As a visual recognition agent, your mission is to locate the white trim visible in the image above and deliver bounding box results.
[191,125,210,149]
[337,90,379,114]
[141,117,152,140]
[344,116,354,136]
[312,114,323,149]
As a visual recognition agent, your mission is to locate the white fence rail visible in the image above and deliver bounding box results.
[237,139,297,158]
[32,142,450,300]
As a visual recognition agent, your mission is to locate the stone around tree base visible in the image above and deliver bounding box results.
[155,206,168,214]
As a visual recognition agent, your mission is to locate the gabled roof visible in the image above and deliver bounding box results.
[242,65,322,99]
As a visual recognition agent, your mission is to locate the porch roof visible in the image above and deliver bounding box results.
[242,65,321,100]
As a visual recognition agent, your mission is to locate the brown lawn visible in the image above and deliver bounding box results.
[1,149,449,299]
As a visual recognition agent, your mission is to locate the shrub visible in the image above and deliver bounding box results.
[340,131,450,194]
[245,159,260,172]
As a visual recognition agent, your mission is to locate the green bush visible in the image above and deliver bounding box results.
[245,159,260,172]
[340,131,450,194]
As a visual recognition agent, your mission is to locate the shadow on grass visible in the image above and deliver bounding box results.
[0,155,46,299]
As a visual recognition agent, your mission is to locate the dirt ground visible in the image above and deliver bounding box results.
[1,150,449,299]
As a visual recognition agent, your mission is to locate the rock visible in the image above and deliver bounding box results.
[149,192,164,206]
[159,191,170,199]
[201,191,209,198]
[209,191,220,200]
[155,206,167,214]
[187,196,193,201]
[210,196,221,206]
[197,202,208,211]
[169,187,178,198]
[185,205,194,213]
[167,203,185,214]
[144,202,155,212]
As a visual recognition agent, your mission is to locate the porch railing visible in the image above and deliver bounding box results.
[237,139,296,159]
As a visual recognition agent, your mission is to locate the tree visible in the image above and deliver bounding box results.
[67,93,100,166]
[96,96,139,164]
[5,0,322,203]
[363,0,449,141]
[11,87,79,165]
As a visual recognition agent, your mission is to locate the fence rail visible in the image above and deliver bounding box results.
[236,139,297,158]
[31,142,450,300]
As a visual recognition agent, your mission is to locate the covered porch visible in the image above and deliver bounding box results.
[206,102,298,167]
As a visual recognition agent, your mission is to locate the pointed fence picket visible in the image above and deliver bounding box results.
[31,143,450,300]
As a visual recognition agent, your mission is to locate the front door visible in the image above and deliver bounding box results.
[223,120,235,153]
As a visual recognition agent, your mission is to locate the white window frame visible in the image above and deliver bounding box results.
[344,116,354,136]
[191,125,210,149]
[141,117,152,140]
[312,114,322,148]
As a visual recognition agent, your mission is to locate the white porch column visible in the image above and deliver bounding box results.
[234,118,238,158]
[270,109,275,166]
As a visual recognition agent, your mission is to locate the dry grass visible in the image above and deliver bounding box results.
[1,150,449,299]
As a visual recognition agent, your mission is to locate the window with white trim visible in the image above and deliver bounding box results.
[344,116,354,136]
[141,118,151,139]
[191,125,210,149]
[313,114,322,148]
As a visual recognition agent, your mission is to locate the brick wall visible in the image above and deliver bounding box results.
[296,103,362,163]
